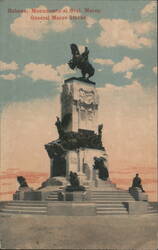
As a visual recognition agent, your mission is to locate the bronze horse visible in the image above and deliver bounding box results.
[68,44,95,79]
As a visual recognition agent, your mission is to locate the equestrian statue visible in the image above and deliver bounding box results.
[68,43,95,79]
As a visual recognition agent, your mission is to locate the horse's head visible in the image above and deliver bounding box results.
[68,59,76,70]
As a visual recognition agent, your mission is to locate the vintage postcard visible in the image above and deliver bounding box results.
[0,0,157,249]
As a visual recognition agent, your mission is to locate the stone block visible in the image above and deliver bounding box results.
[58,190,91,201]
[65,191,85,201]
[0,201,7,210]
[127,201,148,215]
[24,191,42,201]
[129,188,148,201]
[13,191,25,200]
[138,192,148,201]
[41,191,52,201]
[47,202,96,216]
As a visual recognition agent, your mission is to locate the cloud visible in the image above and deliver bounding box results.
[56,63,74,77]
[86,16,97,28]
[124,71,133,79]
[112,56,144,73]
[0,61,18,71]
[0,73,17,80]
[93,58,114,65]
[23,63,61,82]
[10,5,75,40]
[100,80,142,92]
[152,66,157,74]
[141,1,157,16]
[96,18,154,48]
[22,62,74,83]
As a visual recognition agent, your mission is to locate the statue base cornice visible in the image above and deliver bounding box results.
[64,77,96,85]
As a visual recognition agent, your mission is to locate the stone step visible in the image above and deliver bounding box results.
[147,207,158,213]
[0,209,47,214]
[92,198,134,201]
[92,191,129,193]
[148,208,158,212]
[94,184,116,188]
[7,202,47,207]
[92,192,131,194]
[93,189,129,193]
[47,197,58,199]
[92,191,131,194]
[46,196,58,199]
[4,206,47,210]
[92,195,133,198]
[91,201,130,204]
[45,198,58,201]
[147,210,158,214]
[96,205,126,209]
[47,195,58,197]
[7,201,47,204]
[96,210,128,215]
[92,193,132,195]
[96,208,127,213]
[96,203,125,207]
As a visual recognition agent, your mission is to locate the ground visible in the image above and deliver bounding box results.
[0,213,157,249]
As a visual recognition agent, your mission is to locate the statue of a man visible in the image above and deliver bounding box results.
[55,116,64,138]
[69,171,80,187]
[98,124,103,138]
[132,173,145,192]
[93,157,109,181]
[17,176,28,188]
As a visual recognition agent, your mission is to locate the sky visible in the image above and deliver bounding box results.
[0,0,157,201]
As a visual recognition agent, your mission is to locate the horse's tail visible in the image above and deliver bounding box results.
[88,64,95,78]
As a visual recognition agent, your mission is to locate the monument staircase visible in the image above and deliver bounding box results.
[147,202,158,214]
[91,190,134,215]
[45,191,59,201]
[0,201,48,215]
[0,190,158,215]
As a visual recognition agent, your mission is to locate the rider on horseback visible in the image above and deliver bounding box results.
[68,44,95,79]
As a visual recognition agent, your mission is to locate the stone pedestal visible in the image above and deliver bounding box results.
[129,187,148,201]
[64,191,87,201]
[127,201,148,214]
[13,190,42,201]
[61,78,99,133]
[44,77,112,192]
